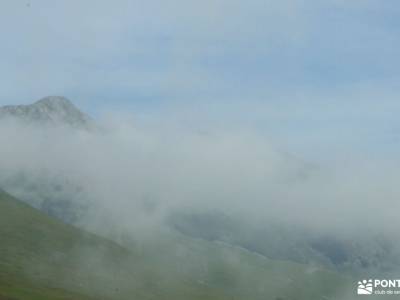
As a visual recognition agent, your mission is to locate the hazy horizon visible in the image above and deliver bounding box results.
[1,2,400,299]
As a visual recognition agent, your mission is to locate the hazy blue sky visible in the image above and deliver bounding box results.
[1,0,400,160]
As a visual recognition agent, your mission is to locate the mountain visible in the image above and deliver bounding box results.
[0,189,355,300]
[169,211,400,275]
[0,96,93,129]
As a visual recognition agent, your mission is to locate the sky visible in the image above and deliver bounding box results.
[1,0,400,161]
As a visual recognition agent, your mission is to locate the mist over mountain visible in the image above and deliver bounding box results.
[1,188,360,300]
[0,96,93,129]
[2,0,399,298]
[0,96,399,284]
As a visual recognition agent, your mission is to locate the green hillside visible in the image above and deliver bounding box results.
[0,189,357,300]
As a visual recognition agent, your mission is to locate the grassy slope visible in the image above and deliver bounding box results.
[0,189,127,300]
[0,189,359,300]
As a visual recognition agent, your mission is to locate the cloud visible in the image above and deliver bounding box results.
[0,111,399,242]
[0,0,400,240]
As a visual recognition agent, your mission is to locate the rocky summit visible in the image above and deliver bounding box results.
[0,96,93,129]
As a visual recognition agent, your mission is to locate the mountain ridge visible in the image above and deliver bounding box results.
[0,188,354,300]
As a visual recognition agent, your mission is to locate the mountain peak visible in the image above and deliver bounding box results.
[0,96,93,129]
[35,96,73,106]
[32,96,81,115]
